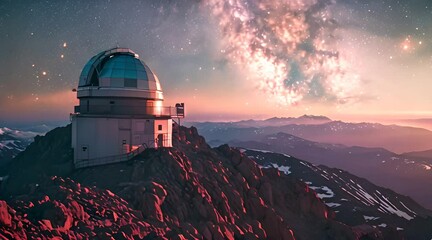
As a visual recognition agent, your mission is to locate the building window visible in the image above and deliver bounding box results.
[124,78,137,88]
[158,125,162,131]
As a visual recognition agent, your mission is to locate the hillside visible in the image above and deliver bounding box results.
[228,132,432,210]
[403,149,432,161]
[1,125,429,239]
[243,149,432,239]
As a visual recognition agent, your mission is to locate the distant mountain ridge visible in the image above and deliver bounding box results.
[186,114,333,129]
[192,117,432,153]
[403,148,432,160]
[398,118,432,131]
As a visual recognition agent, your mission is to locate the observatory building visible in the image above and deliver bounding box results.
[71,48,184,168]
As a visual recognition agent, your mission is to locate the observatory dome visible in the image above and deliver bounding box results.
[78,48,162,93]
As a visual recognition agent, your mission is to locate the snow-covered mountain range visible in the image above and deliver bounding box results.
[0,127,42,166]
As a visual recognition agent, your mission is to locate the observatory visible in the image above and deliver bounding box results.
[71,48,184,168]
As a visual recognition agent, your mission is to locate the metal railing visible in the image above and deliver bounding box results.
[74,105,184,118]
[74,143,148,169]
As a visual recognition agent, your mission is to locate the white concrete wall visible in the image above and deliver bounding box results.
[72,116,173,166]
[73,117,120,164]
[71,117,77,149]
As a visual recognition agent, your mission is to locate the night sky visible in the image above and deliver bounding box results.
[1,0,432,126]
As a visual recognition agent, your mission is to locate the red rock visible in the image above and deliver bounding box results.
[140,193,164,222]
[63,215,73,231]
[106,190,115,197]
[67,200,89,221]
[38,201,73,231]
[250,220,266,239]
[39,219,53,231]
[172,234,187,240]
[110,211,118,222]
[104,219,112,227]
[221,225,235,240]
[0,201,12,227]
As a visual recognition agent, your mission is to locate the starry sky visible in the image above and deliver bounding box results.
[1,0,432,126]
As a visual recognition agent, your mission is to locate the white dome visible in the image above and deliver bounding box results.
[78,48,162,99]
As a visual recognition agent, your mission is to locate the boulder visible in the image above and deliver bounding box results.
[0,200,12,227]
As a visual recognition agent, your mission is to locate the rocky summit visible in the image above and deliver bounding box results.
[0,125,415,239]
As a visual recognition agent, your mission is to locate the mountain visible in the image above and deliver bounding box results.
[186,114,332,129]
[0,127,41,166]
[228,132,432,210]
[17,124,56,133]
[403,149,432,161]
[243,149,432,239]
[193,119,432,153]
[398,118,432,131]
[2,125,428,239]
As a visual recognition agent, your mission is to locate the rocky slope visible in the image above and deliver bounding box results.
[0,177,155,239]
[0,125,418,239]
[243,149,432,239]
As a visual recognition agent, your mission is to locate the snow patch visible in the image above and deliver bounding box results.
[325,202,341,208]
[248,148,272,153]
[421,164,431,170]
[355,184,379,206]
[271,163,291,175]
[363,215,380,221]
[399,201,417,216]
[309,186,334,199]
[375,194,414,220]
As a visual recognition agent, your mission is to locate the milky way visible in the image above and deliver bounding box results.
[205,0,361,105]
